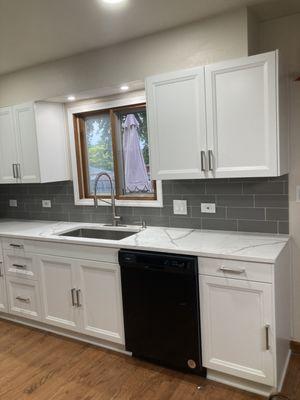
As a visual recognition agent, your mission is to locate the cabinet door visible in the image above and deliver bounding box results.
[38,255,80,331]
[77,260,124,344]
[0,107,19,183]
[200,275,274,386]
[146,67,207,180]
[13,103,40,183]
[205,51,278,178]
[0,262,7,312]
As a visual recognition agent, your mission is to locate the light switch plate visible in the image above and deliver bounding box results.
[173,200,188,215]
[9,199,17,207]
[201,203,216,213]
[42,200,52,208]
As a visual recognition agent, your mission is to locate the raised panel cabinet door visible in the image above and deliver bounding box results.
[0,107,19,183]
[146,67,207,180]
[13,103,40,183]
[200,275,275,386]
[205,51,278,178]
[0,262,7,312]
[38,255,80,331]
[77,260,124,344]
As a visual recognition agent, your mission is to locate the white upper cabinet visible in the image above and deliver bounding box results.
[146,67,207,180]
[146,50,288,180]
[0,101,70,184]
[205,51,287,178]
[0,107,19,183]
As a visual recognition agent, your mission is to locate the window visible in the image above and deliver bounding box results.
[73,103,157,201]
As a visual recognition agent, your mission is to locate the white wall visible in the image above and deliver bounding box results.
[0,8,249,107]
[260,13,300,341]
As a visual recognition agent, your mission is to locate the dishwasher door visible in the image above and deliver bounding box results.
[119,250,205,376]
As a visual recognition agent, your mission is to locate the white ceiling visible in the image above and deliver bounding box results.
[0,0,288,76]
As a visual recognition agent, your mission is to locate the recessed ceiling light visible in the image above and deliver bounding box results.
[102,0,124,4]
[67,95,76,101]
[120,85,129,91]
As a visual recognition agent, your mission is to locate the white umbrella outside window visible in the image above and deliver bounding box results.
[122,114,151,193]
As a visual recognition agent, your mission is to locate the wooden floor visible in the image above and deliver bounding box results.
[0,320,298,400]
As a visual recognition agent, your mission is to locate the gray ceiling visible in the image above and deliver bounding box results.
[0,0,295,76]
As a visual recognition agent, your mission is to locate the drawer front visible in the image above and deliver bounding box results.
[6,276,41,321]
[4,252,38,280]
[198,257,273,283]
[2,238,27,252]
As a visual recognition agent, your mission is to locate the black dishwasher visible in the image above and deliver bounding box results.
[119,249,206,376]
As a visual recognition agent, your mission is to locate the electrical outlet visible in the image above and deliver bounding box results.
[201,203,216,214]
[9,199,17,207]
[42,200,52,208]
[173,200,188,215]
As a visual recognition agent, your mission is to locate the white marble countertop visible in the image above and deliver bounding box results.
[0,219,289,263]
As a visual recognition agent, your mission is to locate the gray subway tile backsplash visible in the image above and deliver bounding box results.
[0,175,289,234]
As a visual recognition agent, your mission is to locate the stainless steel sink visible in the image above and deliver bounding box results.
[59,228,138,241]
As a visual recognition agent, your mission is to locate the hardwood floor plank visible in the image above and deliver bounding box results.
[0,320,298,400]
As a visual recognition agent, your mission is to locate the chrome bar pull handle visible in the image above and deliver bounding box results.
[16,296,30,303]
[9,243,24,249]
[76,289,81,307]
[12,164,17,179]
[13,263,27,269]
[17,163,21,179]
[201,151,206,172]
[208,150,214,171]
[71,288,76,307]
[0,261,3,277]
[265,324,270,350]
[219,266,245,274]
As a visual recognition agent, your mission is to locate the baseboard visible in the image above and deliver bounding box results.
[278,350,291,392]
[207,369,274,397]
[290,340,300,354]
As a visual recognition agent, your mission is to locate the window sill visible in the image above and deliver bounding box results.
[74,181,163,208]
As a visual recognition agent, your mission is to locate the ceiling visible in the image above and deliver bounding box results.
[0,0,293,76]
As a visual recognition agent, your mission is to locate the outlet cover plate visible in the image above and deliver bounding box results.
[9,199,17,207]
[173,200,188,215]
[201,203,216,213]
[42,200,52,208]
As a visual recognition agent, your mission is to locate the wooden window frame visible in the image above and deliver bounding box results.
[73,103,157,201]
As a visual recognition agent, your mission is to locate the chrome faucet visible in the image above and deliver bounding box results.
[93,172,121,226]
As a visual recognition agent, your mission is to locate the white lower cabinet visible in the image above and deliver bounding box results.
[78,260,124,343]
[37,253,124,344]
[39,255,80,331]
[6,276,41,321]
[200,275,274,386]
[0,261,7,312]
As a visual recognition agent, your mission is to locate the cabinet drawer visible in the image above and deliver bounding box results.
[6,276,41,321]
[2,238,27,252]
[4,252,38,280]
[198,257,273,283]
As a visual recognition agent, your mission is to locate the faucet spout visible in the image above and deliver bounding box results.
[93,172,121,226]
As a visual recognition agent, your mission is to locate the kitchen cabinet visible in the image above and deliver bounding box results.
[0,107,18,183]
[146,67,207,180]
[146,50,288,180]
[6,276,41,321]
[0,102,70,184]
[38,252,124,343]
[39,254,80,331]
[0,260,7,312]
[200,275,274,385]
[78,259,124,343]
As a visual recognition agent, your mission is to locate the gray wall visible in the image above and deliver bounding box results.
[0,176,288,234]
